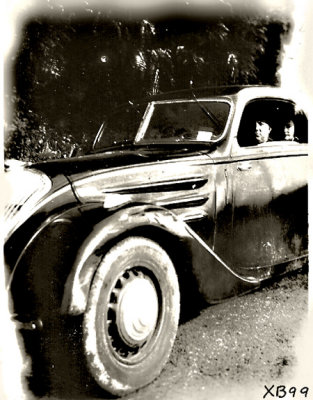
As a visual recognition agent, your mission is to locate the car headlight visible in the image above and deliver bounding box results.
[3,160,52,241]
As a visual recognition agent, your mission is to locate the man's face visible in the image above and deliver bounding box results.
[255,121,271,144]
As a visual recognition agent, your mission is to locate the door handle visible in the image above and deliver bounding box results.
[237,162,252,171]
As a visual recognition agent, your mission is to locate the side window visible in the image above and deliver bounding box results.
[143,101,230,142]
[237,99,308,147]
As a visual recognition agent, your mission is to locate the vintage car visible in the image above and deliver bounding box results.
[4,86,308,396]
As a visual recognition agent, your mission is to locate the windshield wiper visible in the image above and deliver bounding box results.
[92,122,106,150]
[190,86,220,129]
[91,138,134,153]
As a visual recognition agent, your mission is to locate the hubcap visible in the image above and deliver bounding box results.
[115,270,159,347]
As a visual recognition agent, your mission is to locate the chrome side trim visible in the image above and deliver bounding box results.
[184,223,261,283]
[102,177,208,195]
[157,195,209,212]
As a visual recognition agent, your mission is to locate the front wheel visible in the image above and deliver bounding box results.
[83,236,180,396]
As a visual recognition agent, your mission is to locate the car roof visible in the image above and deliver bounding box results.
[109,85,299,116]
[147,85,248,101]
[137,85,294,103]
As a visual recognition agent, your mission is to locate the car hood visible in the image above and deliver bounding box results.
[29,144,213,178]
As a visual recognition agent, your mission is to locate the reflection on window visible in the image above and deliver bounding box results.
[142,101,230,143]
[94,104,146,150]
[237,99,308,147]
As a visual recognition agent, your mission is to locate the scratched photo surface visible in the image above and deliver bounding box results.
[1,1,312,399]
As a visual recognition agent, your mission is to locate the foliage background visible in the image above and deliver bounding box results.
[4,1,291,162]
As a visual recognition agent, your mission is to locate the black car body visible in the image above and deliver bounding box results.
[4,85,308,395]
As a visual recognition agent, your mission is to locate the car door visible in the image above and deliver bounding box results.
[229,98,308,279]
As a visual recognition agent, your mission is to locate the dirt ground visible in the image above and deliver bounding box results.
[0,267,311,400]
[133,268,313,400]
[129,268,310,400]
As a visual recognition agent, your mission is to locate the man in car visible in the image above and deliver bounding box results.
[255,120,272,144]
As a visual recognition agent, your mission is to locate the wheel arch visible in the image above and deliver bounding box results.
[61,205,201,318]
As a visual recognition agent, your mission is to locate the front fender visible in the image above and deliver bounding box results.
[61,204,190,315]
[61,203,262,317]
[8,202,263,323]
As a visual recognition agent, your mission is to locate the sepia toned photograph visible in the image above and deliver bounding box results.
[1,0,312,399]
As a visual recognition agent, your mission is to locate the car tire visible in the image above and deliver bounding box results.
[83,236,180,396]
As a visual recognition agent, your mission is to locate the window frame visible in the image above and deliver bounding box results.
[236,97,308,148]
[135,99,233,144]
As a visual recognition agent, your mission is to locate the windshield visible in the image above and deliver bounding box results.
[93,99,230,151]
[138,100,231,143]
[93,103,146,151]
